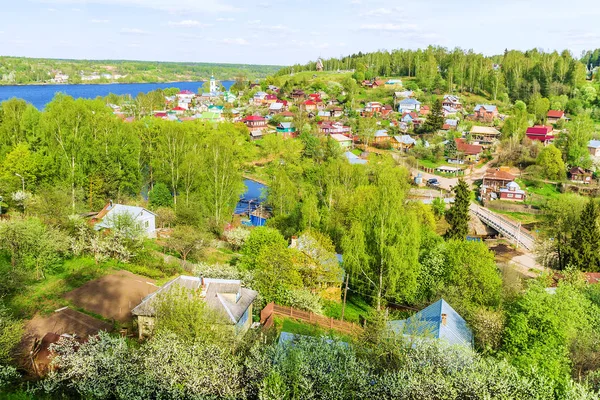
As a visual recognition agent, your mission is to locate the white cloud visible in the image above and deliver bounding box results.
[350,0,361,4]
[216,17,235,22]
[361,7,402,17]
[220,38,249,45]
[47,7,57,11]
[258,2,271,7]
[35,0,241,13]
[359,23,417,31]
[564,31,600,45]
[120,28,150,35]
[90,19,110,23]
[247,19,261,25]
[168,20,212,28]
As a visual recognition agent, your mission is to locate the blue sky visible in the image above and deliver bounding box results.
[1,0,599,66]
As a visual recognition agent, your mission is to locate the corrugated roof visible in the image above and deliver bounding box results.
[474,104,497,112]
[388,299,473,347]
[589,140,600,149]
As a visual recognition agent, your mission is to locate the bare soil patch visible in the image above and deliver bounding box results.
[63,270,158,323]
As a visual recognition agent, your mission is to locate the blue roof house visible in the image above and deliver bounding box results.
[398,98,421,113]
[388,299,473,347]
[344,151,367,165]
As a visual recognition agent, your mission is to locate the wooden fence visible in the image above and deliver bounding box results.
[260,302,362,335]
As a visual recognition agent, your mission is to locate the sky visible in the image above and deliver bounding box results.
[1,0,600,66]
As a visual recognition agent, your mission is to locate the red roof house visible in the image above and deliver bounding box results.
[526,125,554,145]
[547,110,566,124]
[455,138,483,162]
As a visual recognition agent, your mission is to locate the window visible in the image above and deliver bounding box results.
[507,193,514,198]
[145,221,149,228]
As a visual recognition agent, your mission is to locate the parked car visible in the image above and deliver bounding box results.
[427,178,440,187]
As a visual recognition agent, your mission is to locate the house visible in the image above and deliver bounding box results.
[588,140,600,157]
[253,91,268,105]
[569,167,592,184]
[482,168,516,191]
[331,106,344,118]
[364,101,383,116]
[223,91,237,104]
[392,135,417,151]
[442,95,462,110]
[394,90,414,100]
[171,106,186,115]
[291,89,306,101]
[470,126,501,145]
[455,138,483,162]
[317,110,331,120]
[280,110,295,119]
[473,104,498,122]
[264,94,278,104]
[276,122,297,138]
[499,181,526,201]
[303,100,317,112]
[526,125,554,145]
[318,121,352,135]
[330,133,353,149]
[385,79,403,86]
[419,105,430,116]
[401,111,419,124]
[344,151,367,165]
[442,106,458,116]
[93,201,157,238]
[243,115,268,138]
[444,119,458,130]
[373,129,390,144]
[547,110,566,125]
[398,98,421,113]
[131,276,258,339]
[269,102,285,114]
[382,104,394,117]
[388,299,473,348]
[177,90,195,103]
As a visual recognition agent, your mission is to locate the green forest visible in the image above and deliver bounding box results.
[0,56,282,85]
[1,45,600,399]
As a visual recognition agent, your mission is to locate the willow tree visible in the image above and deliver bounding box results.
[342,162,420,309]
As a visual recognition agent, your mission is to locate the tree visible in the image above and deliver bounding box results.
[536,144,565,180]
[564,115,594,168]
[445,179,470,240]
[240,226,288,270]
[0,304,22,364]
[342,163,420,309]
[199,125,250,230]
[570,199,600,272]
[444,138,457,159]
[165,225,210,264]
[148,182,173,209]
[357,117,377,149]
[423,98,444,132]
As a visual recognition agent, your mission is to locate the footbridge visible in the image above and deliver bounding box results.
[469,204,536,251]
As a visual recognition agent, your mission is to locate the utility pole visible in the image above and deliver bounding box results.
[15,173,24,192]
[341,272,350,321]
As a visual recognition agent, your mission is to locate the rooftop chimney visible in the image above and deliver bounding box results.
[441,313,447,326]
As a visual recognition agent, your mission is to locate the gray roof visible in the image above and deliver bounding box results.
[445,119,458,126]
[131,276,257,325]
[95,204,155,230]
[344,151,367,165]
[279,122,293,129]
[388,299,473,347]
[269,102,284,110]
[589,140,600,149]
[399,98,421,105]
[394,135,417,145]
[374,129,389,137]
[474,104,497,112]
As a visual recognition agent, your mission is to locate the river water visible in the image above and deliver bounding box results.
[0,80,234,109]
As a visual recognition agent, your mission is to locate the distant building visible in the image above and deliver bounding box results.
[473,104,498,122]
[470,126,501,145]
[398,98,421,113]
[316,58,324,72]
[547,110,566,125]
[569,167,592,184]
[588,140,600,157]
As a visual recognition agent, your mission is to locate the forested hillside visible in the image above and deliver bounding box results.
[0,56,282,85]
[278,47,600,102]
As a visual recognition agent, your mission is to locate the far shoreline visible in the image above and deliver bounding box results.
[0,79,240,87]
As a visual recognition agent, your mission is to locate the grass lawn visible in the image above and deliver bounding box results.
[274,317,353,342]
[8,257,113,318]
[323,294,372,324]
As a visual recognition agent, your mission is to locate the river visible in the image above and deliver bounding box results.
[0,80,234,110]
[235,179,267,216]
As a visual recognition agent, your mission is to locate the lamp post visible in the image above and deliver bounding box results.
[15,173,24,192]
